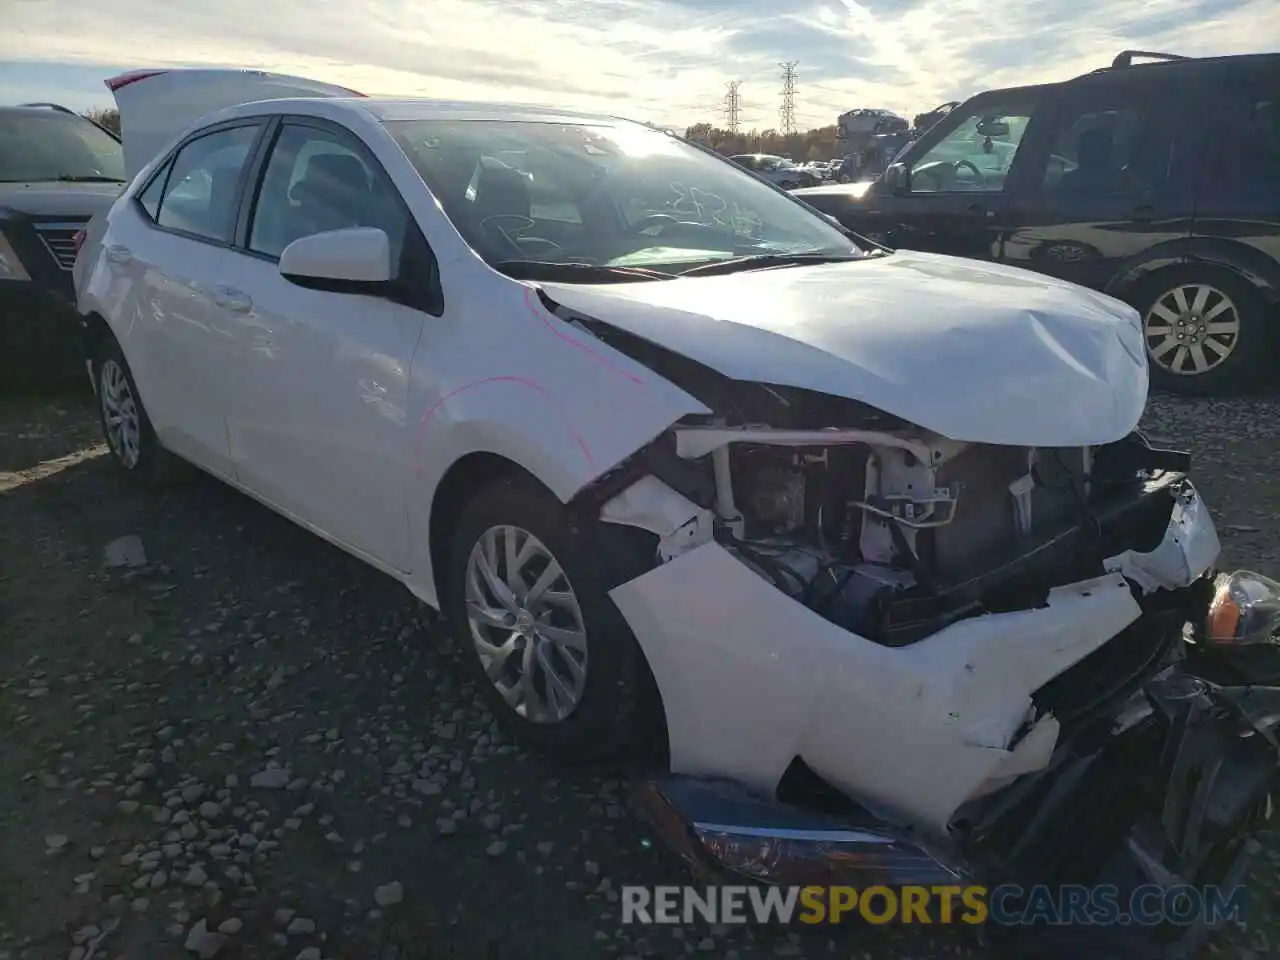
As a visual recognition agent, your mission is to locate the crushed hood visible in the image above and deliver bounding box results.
[544,250,1148,447]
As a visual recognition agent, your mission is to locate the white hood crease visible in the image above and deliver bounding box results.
[545,250,1149,448]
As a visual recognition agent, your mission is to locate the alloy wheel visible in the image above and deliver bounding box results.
[464,524,588,724]
[1143,283,1241,377]
[100,358,141,468]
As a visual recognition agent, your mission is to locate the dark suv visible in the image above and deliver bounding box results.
[796,51,1280,396]
[1,103,125,386]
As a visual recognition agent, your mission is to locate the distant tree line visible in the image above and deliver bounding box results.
[683,123,840,162]
[82,107,120,135]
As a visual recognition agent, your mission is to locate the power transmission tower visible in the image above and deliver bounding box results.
[779,61,798,136]
[723,81,742,133]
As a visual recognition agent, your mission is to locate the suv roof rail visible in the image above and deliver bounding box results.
[17,101,79,115]
[1110,50,1192,68]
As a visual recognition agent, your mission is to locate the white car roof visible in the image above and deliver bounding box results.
[220,96,630,126]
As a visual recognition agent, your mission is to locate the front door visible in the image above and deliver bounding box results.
[998,80,1190,292]
[220,118,431,571]
[865,96,1041,260]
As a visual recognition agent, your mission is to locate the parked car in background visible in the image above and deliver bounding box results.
[726,153,818,189]
[796,50,1280,396]
[74,68,1280,958]
[0,103,125,385]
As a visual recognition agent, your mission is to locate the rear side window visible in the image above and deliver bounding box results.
[154,124,261,244]
[136,161,170,220]
[1040,97,1169,194]
[1198,82,1280,190]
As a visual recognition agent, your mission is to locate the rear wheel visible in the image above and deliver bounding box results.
[1133,268,1273,396]
[92,336,183,487]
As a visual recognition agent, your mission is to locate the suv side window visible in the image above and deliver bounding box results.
[1199,84,1280,190]
[155,125,261,243]
[248,122,409,261]
[1040,95,1167,194]
[909,102,1036,193]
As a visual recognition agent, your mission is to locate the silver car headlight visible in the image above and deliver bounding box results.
[0,232,31,281]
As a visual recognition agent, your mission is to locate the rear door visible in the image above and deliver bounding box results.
[1187,62,1280,287]
[110,120,267,475]
[861,94,1043,261]
[997,77,1190,292]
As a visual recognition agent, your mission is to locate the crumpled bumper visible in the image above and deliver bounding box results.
[624,474,1280,952]
[635,669,1280,953]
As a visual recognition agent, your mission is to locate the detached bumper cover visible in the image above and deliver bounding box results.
[637,670,1280,952]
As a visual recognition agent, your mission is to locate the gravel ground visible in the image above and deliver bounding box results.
[2,388,1280,960]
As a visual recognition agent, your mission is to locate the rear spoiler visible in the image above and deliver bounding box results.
[105,68,367,181]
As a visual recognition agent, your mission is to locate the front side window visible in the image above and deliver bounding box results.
[0,113,125,184]
[247,123,408,260]
[908,103,1036,193]
[155,125,261,243]
[386,119,858,277]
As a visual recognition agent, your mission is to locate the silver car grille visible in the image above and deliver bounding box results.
[34,220,88,271]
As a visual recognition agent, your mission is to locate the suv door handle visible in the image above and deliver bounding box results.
[106,245,132,264]
[213,286,253,313]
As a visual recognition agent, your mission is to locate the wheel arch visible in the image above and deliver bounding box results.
[1106,237,1280,309]
[424,448,670,759]
[426,451,543,606]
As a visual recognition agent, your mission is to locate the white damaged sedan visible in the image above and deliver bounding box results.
[76,69,1280,953]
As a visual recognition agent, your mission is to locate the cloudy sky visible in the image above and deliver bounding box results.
[3,0,1277,130]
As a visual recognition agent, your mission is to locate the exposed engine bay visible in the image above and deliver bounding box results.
[591,400,1193,648]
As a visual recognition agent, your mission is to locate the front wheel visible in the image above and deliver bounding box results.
[1133,269,1274,396]
[442,476,657,762]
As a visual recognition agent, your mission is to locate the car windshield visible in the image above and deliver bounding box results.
[0,112,125,183]
[385,119,859,278]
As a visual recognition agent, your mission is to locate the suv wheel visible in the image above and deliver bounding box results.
[1134,269,1272,396]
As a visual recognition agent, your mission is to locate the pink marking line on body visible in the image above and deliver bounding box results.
[414,375,596,478]
[522,286,645,385]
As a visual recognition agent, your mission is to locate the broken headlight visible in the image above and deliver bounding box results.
[1206,570,1280,646]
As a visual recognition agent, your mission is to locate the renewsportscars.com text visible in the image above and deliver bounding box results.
[620,884,1248,927]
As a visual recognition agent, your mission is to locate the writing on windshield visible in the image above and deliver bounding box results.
[667,182,763,237]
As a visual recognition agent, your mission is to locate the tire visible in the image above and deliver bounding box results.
[779,180,797,191]
[1129,267,1274,397]
[92,335,183,487]
[443,475,656,763]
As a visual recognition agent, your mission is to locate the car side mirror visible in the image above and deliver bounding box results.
[279,227,394,294]
[883,162,911,195]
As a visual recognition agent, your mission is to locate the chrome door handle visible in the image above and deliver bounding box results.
[213,286,253,313]
[106,245,132,264]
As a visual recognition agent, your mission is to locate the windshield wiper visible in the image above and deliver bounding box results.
[55,175,125,183]
[678,252,868,278]
[492,260,671,282]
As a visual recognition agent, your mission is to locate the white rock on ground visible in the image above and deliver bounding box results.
[374,881,403,907]
[183,919,228,959]
[102,534,147,568]
[249,767,290,789]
